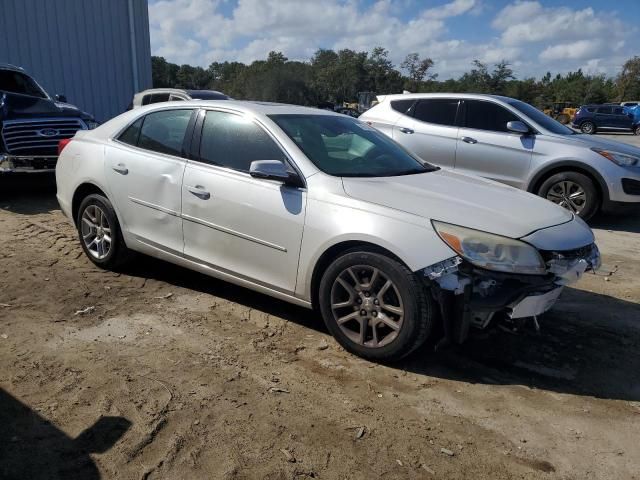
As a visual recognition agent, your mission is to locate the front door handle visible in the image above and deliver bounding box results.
[399,127,414,134]
[186,185,210,200]
[461,136,477,144]
[112,163,128,175]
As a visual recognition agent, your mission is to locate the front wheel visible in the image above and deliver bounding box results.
[76,194,131,269]
[538,171,599,220]
[318,249,433,362]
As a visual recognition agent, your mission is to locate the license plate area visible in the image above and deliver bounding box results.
[509,287,563,319]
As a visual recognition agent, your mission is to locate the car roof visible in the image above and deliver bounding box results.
[376,92,515,103]
[0,63,25,72]
[137,88,188,95]
[129,99,343,117]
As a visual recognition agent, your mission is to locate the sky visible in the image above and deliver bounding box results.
[148,0,640,79]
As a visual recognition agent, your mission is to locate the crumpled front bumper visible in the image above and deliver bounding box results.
[0,154,57,173]
[422,242,601,343]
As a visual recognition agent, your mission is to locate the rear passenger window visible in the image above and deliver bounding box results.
[464,100,519,132]
[614,107,624,115]
[596,106,613,114]
[413,99,459,127]
[137,109,193,157]
[118,117,143,146]
[390,99,415,114]
[199,111,285,172]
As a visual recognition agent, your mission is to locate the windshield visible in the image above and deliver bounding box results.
[269,114,436,177]
[507,99,575,135]
[0,70,48,98]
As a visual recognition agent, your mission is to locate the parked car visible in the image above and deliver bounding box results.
[128,88,229,109]
[56,101,600,362]
[621,101,640,108]
[0,63,97,173]
[572,104,639,135]
[360,93,640,219]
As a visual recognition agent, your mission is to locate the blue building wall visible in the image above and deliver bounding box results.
[0,0,152,122]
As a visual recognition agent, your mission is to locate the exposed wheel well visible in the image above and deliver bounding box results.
[309,241,406,309]
[72,183,108,225]
[529,166,605,204]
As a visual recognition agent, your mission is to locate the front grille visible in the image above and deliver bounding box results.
[2,118,86,156]
[622,178,640,196]
[540,243,598,262]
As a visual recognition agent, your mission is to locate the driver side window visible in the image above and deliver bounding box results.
[464,100,519,133]
[198,111,286,172]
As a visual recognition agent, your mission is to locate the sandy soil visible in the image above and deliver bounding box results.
[1,172,639,480]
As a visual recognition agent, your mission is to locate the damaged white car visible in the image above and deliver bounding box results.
[56,102,600,361]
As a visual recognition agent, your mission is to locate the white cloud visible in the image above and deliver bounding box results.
[148,0,636,79]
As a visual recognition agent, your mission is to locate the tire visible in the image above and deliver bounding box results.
[76,193,131,269]
[538,171,599,220]
[634,125,640,136]
[556,113,570,124]
[318,248,433,362]
[580,121,596,134]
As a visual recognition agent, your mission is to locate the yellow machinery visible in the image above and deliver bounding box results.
[543,102,578,124]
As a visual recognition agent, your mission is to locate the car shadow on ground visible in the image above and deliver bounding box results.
[591,207,640,234]
[126,256,640,402]
[0,388,131,480]
[0,174,59,215]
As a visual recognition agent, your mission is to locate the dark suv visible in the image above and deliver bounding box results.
[572,104,639,135]
[0,64,97,173]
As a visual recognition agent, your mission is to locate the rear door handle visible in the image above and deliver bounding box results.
[112,163,128,175]
[186,185,210,200]
[399,127,414,134]
[460,136,477,144]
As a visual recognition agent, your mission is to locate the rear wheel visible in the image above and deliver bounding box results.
[556,113,570,124]
[77,194,131,269]
[318,249,433,362]
[634,125,640,136]
[538,171,599,220]
[580,121,596,134]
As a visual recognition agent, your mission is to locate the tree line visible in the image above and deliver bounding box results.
[152,48,640,108]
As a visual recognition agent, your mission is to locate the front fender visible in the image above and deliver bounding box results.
[295,197,455,301]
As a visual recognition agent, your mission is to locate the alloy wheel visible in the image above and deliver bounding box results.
[546,181,587,214]
[330,265,404,348]
[81,204,112,260]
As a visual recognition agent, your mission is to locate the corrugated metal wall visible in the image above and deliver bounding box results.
[0,0,152,122]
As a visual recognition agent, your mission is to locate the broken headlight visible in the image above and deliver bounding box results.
[432,221,546,275]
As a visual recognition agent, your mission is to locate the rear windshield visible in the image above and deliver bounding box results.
[0,70,47,98]
[507,99,575,135]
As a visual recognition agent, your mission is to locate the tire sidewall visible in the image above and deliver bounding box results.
[538,171,599,220]
[318,250,430,361]
[76,194,124,268]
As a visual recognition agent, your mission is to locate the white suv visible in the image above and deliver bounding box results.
[56,101,600,361]
[360,93,640,219]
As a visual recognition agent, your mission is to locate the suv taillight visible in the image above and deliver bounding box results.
[58,139,72,155]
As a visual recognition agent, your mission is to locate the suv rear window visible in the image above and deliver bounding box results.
[413,99,459,127]
[142,93,171,105]
[390,99,415,115]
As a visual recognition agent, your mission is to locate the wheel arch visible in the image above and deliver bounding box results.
[526,161,609,204]
[71,182,109,226]
[308,240,408,310]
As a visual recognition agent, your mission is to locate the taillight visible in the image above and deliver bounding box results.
[58,139,72,155]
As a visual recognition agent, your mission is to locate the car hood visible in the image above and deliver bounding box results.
[0,92,92,120]
[548,132,640,156]
[341,169,572,239]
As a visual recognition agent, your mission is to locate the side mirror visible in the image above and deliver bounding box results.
[249,160,304,188]
[55,94,67,103]
[507,120,530,134]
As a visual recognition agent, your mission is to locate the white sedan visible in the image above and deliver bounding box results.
[56,101,600,361]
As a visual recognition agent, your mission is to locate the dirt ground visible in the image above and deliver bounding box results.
[1,154,640,479]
